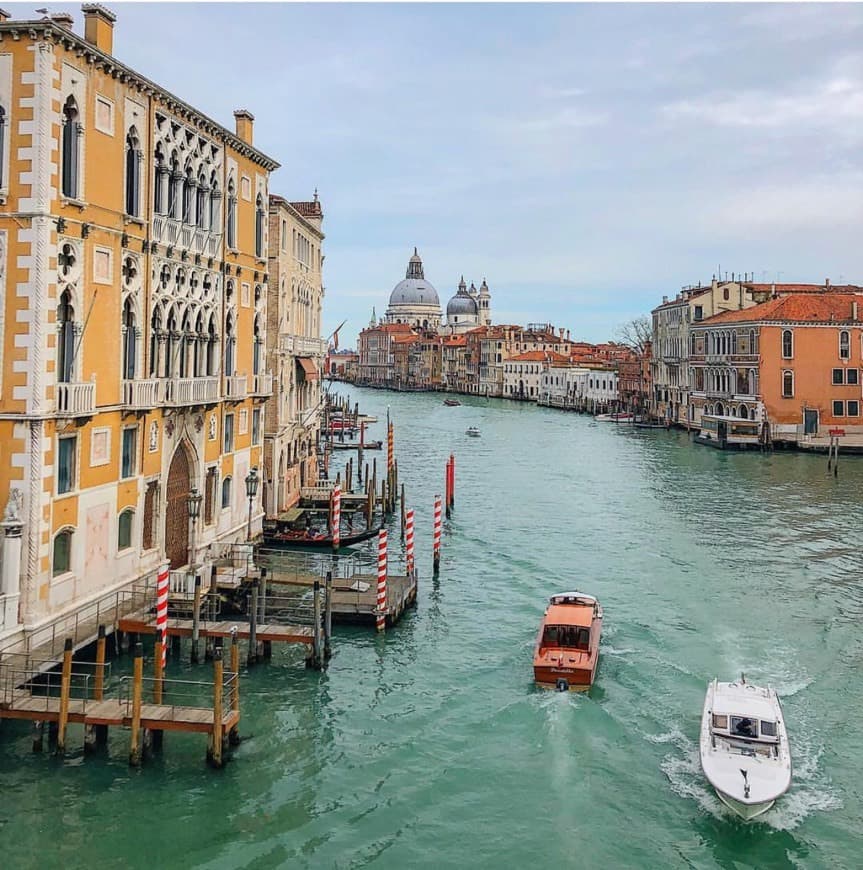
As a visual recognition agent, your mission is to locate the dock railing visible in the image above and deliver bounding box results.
[0,656,111,710]
[118,671,237,721]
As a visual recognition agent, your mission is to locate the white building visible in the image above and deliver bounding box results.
[385,249,442,330]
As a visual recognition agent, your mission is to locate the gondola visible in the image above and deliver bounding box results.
[330,439,384,450]
[443,398,461,406]
[263,525,382,548]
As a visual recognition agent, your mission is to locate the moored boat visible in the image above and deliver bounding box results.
[699,676,792,820]
[465,426,481,437]
[330,439,384,451]
[595,412,634,423]
[533,592,602,690]
[444,398,461,406]
[263,525,382,549]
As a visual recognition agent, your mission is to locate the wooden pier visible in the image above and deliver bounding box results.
[0,636,240,767]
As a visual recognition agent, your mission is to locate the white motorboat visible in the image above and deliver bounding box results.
[465,427,481,437]
[699,676,792,820]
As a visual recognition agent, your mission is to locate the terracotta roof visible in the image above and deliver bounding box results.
[510,351,570,363]
[391,334,421,345]
[289,200,323,218]
[701,293,863,325]
[442,336,467,346]
[652,288,710,311]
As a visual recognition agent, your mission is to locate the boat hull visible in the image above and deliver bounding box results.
[533,660,597,691]
[714,790,774,821]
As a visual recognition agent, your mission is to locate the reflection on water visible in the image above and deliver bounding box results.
[0,386,860,868]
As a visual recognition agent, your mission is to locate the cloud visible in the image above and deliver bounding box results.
[661,76,863,131]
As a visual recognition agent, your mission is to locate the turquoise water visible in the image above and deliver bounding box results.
[1,386,861,869]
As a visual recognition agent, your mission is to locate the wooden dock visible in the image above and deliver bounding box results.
[117,612,315,645]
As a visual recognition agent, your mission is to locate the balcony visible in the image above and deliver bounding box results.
[252,373,273,397]
[122,378,162,410]
[225,374,248,401]
[56,381,96,417]
[279,335,327,356]
[164,376,219,406]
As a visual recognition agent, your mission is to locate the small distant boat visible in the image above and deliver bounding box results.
[700,676,792,820]
[595,412,634,423]
[444,399,461,406]
[465,426,481,437]
[533,593,603,690]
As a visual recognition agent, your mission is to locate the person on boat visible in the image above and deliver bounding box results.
[734,717,756,738]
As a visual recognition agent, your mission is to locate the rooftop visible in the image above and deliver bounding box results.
[701,293,863,325]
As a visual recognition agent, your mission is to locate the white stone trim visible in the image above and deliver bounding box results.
[89,426,111,467]
[94,93,114,136]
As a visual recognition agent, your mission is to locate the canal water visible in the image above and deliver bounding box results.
[1,385,860,869]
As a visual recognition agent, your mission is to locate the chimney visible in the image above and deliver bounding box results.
[825,277,831,289]
[81,4,116,54]
[853,300,858,321]
[234,109,255,145]
[662,295,668,304]
[50,12,74,28]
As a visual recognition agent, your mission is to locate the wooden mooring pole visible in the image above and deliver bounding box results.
[229,630,241,746]
[324,571,333,660]
[94,624,106,701]
[152,639,165,751]
[207,645,224,768]
[433,494,442,576]
[248,581,259,666]
[129,642,144,767]
[191,574,202,664]
[400,483,406,541]
[56,638,73,755]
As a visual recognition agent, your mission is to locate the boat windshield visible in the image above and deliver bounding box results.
[730,716,757,739]
[543,625,590,650]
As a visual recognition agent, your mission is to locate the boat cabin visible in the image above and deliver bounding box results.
[542,624,591,650]
[696,414,762,450]
[710,713,779,743]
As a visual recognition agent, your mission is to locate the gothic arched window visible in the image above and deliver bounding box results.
[61,96,80,199]
[125,127,141,217]
[0,105,6,189]
[57,289,75,383]
[122,297,136,380]
[226,179,237,249]
[255,193,264,258]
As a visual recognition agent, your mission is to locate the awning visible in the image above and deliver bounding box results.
[297,357,319,380]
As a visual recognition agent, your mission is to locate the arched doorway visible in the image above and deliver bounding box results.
[277,453,285,513]
[165,442,192,569]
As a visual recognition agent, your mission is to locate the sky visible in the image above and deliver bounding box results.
[16,2,863,345]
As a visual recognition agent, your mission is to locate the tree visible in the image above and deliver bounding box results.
[616,315,652,354]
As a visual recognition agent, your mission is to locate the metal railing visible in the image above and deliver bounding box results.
[0,657,111,709]
[56,381,96,416]
[118,671,237,721]
[0,580,155,662]
[280,335,327,356]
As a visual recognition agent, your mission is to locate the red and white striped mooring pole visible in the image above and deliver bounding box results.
[376,529,388,632]
[405,508,415,576]
[433,494,442,576]
[332,484,341,551]
[156,562,170,670]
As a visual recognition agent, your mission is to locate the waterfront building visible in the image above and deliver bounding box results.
[650,278,768,427]
[0,6,279,641]
[441,334,468,392]
[325,348,359,380]
[617,342,652,415]
[357,320,414,384]
[689,293,863,444]
[384,248,442,330]
[503,351,570,401]
[264,194,325,516]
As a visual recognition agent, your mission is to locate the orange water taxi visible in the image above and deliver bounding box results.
[533,593,603,691]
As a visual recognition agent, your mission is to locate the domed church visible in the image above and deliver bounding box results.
[442,276,492,335]
[384,248,442,330]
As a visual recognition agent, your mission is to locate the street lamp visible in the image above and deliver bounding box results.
[187,486,203,664]
[245,466,259,542]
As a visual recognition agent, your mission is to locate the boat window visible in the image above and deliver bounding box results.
[712,714,728,730]
[730,716,757,738]
[575,628,591,650]
[543,626,560,645]
[760,720,777,738]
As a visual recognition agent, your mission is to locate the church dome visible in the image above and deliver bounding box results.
[447,288,478,317]
[388,248,440,307]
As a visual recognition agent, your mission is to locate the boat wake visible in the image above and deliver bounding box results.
[658,720,841,829]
